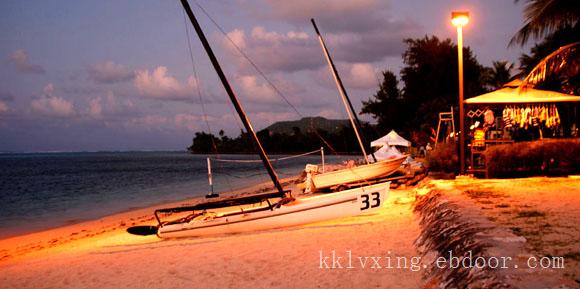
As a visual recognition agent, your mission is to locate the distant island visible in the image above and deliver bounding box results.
[187,117,377,154]
[264,117,350,135]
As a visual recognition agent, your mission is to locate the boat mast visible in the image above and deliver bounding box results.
[180,0,284,195]
[311,19,376,164]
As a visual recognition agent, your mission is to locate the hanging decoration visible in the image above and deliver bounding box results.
[502,104,560,130]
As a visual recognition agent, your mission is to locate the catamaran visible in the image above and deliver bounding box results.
[303,19,406,191]
[128,0,391,238]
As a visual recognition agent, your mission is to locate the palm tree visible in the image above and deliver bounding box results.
[521,41,580,95]
[510,0,580,46]
[485,61,514,89]
[517,23,580,74]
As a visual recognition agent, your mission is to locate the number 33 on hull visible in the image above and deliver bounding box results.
[156,181,390,238]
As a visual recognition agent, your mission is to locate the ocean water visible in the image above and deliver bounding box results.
[0,151,348,239]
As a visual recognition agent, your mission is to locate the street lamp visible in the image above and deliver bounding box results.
[451,11,469,175]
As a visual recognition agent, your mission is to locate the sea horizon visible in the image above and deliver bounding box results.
[0,151,348,239]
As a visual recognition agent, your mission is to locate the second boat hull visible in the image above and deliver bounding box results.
[157,181,390,238]
[311,155,406,190]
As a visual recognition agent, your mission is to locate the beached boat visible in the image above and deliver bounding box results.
[305,19,406,191]
[156,181,389,238]
[126,1,391,239]
[311,155,406,190]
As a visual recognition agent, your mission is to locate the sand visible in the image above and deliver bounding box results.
[427,176,580,287]
[2,175,578,288]
[0,178,423,289]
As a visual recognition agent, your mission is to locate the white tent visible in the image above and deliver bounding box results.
[370,130,411,148]
[367,145,404,162]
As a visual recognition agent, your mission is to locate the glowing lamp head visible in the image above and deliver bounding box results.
[451,11,469,27]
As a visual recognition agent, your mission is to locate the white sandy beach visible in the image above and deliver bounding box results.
[0,180,423,289]
[2,176,579,288]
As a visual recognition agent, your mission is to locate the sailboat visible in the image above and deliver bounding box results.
[304,19,405,191]
[130,1,391,239]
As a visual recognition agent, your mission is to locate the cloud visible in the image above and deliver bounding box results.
[30,83,76,117]
[236,75,278,102]
[88,61,135,84]
[0,91,14,102]
[224,29,247,50]
[88,91,135,118]
[134,66,198,101]
[9,49,46,74]
[124,115,169,130]
[0,101,8,113]
[222,27,322,73]
[322,22,413,63]
[248,0,383,33]
[313,62,378,90]
[174,113,202,131]
[250,111,295,129]
[317,108,341,119]
[228,0,419,71]
[123,113,209,132]
[344,63,378,89]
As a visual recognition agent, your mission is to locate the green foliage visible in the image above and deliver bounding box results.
[187,132,219,154]
[361,36,488,138]
[510,0,580,46]
[361,71,408,132]
[264,117,350,135]
[402,36,488,130]
[518,24,580,95]
[484,61,514,89]
[187,117,378,154]
[519,24,580,74]
[485,139,580,178]
[426,142,458,174]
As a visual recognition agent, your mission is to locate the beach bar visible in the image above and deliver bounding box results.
[463,80,580,177]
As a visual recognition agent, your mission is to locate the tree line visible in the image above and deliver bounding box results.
[189,0,579,153]
[188,125,379,154]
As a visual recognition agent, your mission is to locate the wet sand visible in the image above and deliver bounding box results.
[0,183,423,289]
[2,175,578,288]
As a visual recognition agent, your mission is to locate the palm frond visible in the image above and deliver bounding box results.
[509,0,580,46]
[520,41,580,93]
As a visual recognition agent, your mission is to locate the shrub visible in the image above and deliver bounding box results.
[485,138,580,178]
[426,142,458,174]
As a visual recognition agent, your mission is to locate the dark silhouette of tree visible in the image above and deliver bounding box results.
[519,24,580,74]
[400,36,487,130]
[187,121,369,154]
[187,132,219,153]
[484,61,514,89]
[360,36,488,141]
[510,0,580,46]
[361,71,408,132]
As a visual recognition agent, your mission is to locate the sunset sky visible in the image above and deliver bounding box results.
[0,0,533,152]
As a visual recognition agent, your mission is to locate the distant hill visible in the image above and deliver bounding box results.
[263,117,350,135]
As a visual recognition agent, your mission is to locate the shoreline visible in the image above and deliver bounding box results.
[2,175,578,287]
[0,174,302,264]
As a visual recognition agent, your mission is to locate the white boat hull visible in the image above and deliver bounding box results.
[157,181,390,238]
[311,156,406,190]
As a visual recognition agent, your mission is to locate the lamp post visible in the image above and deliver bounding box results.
[451,11,469,175]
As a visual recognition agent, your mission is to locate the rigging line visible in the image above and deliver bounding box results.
[182,8,236,193]
[182,9,219,154]
[193,1,339,155]
[214,171,267,179]
[308,117,339,155]
[211,149,322,163]
[194,1,276,135]
[193,1,301,118]
[183,6,244,138]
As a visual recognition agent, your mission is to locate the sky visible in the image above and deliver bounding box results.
[0,0,534,152]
